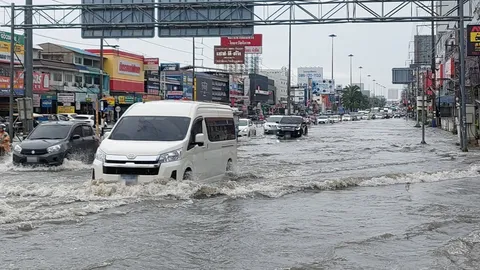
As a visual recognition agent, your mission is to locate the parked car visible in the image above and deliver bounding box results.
[73,114,95,126]
[12,122,99,166]
[330,115,341,123]
[276,116,308,139]
[317,115,332,124]
[93,100,238,184]
[342,114,352,121]
[263,115,284,134]
[238,118,256,137]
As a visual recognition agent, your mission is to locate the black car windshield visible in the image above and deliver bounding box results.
[280,117,303,124]
[109,116,191,141]
[28,125,71,139]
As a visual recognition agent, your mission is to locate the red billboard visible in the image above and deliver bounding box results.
[33,72,50,92]
[220,34,263,47]
[143,58,159,71]
[214,46,245,64]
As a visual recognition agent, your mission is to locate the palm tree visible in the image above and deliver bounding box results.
[341,84,365,112]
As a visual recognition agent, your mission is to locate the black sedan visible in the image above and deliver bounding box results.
[276,116,308,139]
[12,121,99,166]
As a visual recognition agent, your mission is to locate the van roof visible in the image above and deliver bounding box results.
[125,100,233,117]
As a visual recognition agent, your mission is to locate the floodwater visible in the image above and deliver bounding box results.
[1,119,480,269]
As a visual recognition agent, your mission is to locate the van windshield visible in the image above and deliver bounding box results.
[109,116,191,141]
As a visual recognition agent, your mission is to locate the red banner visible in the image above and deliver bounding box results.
[0,70,24,89]
[220,34,263,47]
[33,72,50,92]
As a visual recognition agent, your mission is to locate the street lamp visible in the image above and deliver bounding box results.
[373,79,376,96]
[348,54,354,85]
[367,74,371,95]
[329,34,336,86]
[359,66,363,88]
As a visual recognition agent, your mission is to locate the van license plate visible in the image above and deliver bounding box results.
[121,175,138,185]
[26,157,38,163]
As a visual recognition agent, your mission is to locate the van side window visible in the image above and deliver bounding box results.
[188,118,203,150]
[205,117,235,142]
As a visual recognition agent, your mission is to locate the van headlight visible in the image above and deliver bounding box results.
[14,144,22,153]
[158,148,182,163]
[95,149,106,162]
[295,125,301,130]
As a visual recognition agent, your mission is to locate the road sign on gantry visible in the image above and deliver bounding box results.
[81,0,156,39]
[157,0,254,37]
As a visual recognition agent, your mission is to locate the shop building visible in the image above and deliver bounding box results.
[36,43,107,114]
[0,30,24,116]
[87,49,144,112]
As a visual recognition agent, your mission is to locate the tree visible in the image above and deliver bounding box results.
[341,84,369,112]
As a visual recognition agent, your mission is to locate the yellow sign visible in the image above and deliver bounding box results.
[105,96,115,106]
[57,106,75,114]
[470,32,480,42]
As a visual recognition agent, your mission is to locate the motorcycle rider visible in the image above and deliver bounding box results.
[0,124,11,154]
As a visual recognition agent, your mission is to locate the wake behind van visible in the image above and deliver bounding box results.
[92,100,237,184]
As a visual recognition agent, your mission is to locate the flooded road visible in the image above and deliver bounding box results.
[1,119,480,269]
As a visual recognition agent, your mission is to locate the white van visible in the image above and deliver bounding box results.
[92,100,237,184]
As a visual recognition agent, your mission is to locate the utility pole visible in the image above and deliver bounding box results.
[8,3,14,140]
[329,34,336,85]
[348,54,353,85]
[286,4,292,115]
[431,0,437,129]
[95,37,104,136]
[25,0,33,133]
[415,66,421,127]
[458,0,468,151]
[192,37,196,101]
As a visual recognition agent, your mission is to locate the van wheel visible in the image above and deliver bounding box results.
[226,160,233,172]
[183,169,193,180]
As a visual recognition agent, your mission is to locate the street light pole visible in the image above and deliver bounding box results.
[329,34,336,85]
[348,54,354,85]
[359,66,363,88]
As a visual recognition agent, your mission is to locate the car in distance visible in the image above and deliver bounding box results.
[93,100,237,185]
[317,115,331,124]
[263,115,284,134]
[237,118,256,137]
[12,121,99,166]
[276,116,308,139]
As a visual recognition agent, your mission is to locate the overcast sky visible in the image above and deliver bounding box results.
[1,0,439,97]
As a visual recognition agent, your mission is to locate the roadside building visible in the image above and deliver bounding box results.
[37,43,107,114]
[0,30,24,116]
[87,49,144,112]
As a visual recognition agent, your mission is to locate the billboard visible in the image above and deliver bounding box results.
[220,34,263,54]
[467,25,480,56]
[392,68,414,84]
[195,75,212,102]
[414,35,434,65]
[158,1,253,37]
[249,74,270,103]
[211,79,229,103]
[160,63,180,71]
[0,69,24,96]
[214,46,245,64]
[297,67,324,97]
[33,72,50,93]
[81,0,155,38]
[0,30,24,64]
[145,70,160,96]
[143,58,159,71]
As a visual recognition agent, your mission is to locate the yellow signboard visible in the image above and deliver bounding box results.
[470,32,480,43]
[57,106,75,114]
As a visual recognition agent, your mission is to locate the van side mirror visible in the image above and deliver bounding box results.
[195,133,205,145]
[72,134,81,140]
